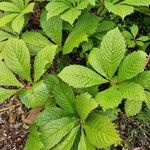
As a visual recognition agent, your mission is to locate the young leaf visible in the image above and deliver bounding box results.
[3,38,32,83]
[0,88,17,102]
[45,75,76,114]
[78,130,95,150]
[75,93,98,121]
[96,86,122,111]
[134,71,150,90]
[84,114,121,148]
[118,51,147,81]
[94,28,126,79]
[46,2,70,19]
[130,24,138,38]
[24,125,44,150]
[52,126,79,150]
[58,65,107,88]
[40,10,62,46]
[40,117,78,149]
[19,81,49,108]
[34,45,57,82]
[63,13,99,54]
[0,61,22,87]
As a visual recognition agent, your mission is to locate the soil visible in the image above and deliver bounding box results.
[0,97,29,150]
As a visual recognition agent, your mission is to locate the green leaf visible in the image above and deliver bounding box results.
[21,3,34,15]
[11,14,24,33]
[63,13,99,54]
[89,48,106,77]
[21,31,52,54]
[145,91,150,109]
[0,30,15,42]
[24,125,44,150]
[0,61,22,87]
[40,117,78,149]
[3,38,32,83]
[40,10,62,46]
[118,51,147,81]
[75,93,98,121]
[45,75,76,114]
[96,86,122,111]
[122,0,150,6]
[60,7,81,25]
[46,2,70,19]
[0,88,17,102]
[58,65,107,88]
[0,13,18,28]
[36,107,66,127]
[105,0,134,19]
[52,126,79,150]
[92,28,126,79]
[0,2,21,12]
[130,24,138,38]
[34,45,57,82]
[84,114,121,148]
[125,99,143,116]
[119,82,146,101]
[137,36,150,42]
[19,80,49,108]
[134,71,150,90]
[10,0,24,10]
[78,130,95,150]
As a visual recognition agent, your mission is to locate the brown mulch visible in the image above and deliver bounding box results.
[117,113,150,150]
[0,97,29,150]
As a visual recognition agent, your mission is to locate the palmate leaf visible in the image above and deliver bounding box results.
[3,38,32,83]
[96,86,122,111]
[19,80,49,108]
[118,51,147,81]
[0,88,18,102]
[24,125,44,150]
[75,93,98,121]
[45,75,76,114]
[52,126,79,150]
[84,114,121,148]
[40,117,78,149]
[58,65,107,88]
[40,10,62,46]
[63,13,99,54]
[90,28,126,79]
[78,130,95,150]
[34,45,57,82]
[0,61,22,87]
